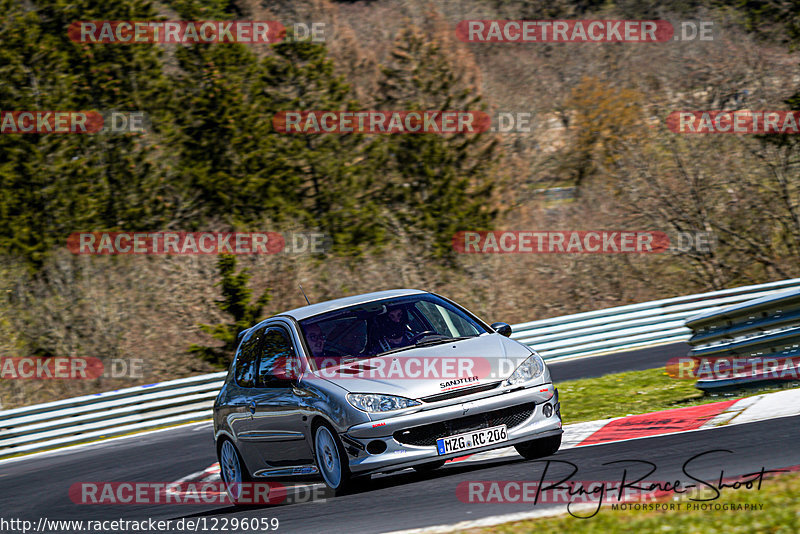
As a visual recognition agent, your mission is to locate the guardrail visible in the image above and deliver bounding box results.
[685,287,800,392]
[510,278,800,361]
[0,373,225,459]
[2,278,800,459]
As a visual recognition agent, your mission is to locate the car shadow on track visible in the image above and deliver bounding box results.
[170,453,546,520]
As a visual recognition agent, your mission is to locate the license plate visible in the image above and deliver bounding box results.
[436,425,508,455]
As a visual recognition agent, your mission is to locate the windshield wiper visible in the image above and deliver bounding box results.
[371,335,478,358]
[368,334,480,359]
[414,335,473,347]
[372,345,416,358]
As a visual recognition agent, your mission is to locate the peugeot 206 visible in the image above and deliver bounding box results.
[213,289,562,499]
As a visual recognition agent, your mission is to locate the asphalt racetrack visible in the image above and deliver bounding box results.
[4,341,791,534]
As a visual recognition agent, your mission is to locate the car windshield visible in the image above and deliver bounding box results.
[298,294,489,366]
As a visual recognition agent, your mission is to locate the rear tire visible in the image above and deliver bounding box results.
[514,434,562,460]
[413,460,446,473]
[314,423,354,496]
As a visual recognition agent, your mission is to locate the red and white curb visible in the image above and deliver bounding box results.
[570,386,800,447]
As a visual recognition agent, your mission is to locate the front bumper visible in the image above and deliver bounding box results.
[342,385,562,475]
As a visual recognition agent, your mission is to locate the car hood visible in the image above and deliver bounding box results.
[305,333,536,399]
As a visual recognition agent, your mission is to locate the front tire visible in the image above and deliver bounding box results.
[314,423,354,495]
[218,439,253,505]
[514,434,562,460]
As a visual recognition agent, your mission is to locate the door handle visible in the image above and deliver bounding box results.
[248,401,256,414]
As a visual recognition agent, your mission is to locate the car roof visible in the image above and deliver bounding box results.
[276,289,428,322]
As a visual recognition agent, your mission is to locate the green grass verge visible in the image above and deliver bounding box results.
[556,367,799,424]
[462,469,800,533]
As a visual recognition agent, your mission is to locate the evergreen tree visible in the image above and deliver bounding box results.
[258,38,386,255]
[188,255,271,367]
[0,0,171,266]
[167,40,281,226]
[375,26,499,259]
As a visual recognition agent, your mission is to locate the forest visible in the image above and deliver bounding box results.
[1,0,799,407]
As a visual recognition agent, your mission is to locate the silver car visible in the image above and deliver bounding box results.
[213,289,562,498]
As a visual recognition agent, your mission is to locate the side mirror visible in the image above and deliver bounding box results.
[270,355,303,383]
[491,322,512,337]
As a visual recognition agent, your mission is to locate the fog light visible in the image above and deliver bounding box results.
[542,403,553,417]
[366,440,387,455]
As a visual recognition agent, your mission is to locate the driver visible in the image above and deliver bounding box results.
[305,323,327,358]
[379,305,413,351]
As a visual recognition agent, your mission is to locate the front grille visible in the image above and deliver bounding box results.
[420,382,501,403]
[393,402,536,446]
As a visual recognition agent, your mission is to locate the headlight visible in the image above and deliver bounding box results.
[504,352,545,386]
[346,393,421,413]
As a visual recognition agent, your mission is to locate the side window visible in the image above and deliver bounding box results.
[235,326,265,388]
[257,327,298,387]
